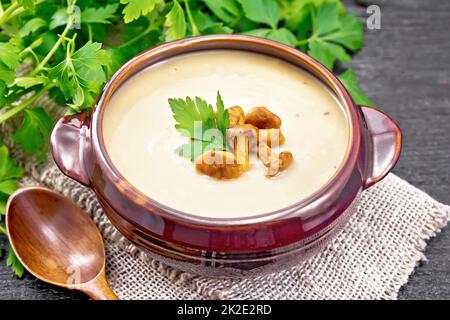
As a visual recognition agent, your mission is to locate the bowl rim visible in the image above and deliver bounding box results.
[91,35,362,227]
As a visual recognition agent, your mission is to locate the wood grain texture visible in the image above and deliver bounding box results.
[0,0,449,300]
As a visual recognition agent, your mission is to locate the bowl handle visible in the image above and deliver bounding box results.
[360,105,402,189]
[50,112,92,187]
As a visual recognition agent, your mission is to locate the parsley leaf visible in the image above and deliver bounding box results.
[14,76,47,89]
[164,0,187,42]
[0,145,23,215]
[338,69,375,107]
[215,91,230,139]
[81,4,120,24]
[307,3,363,69]
[169,96,215,138]
[121,0,160,24]
[0,42,20,86]
[49,42,111,113]
[176,140,223,162]
[6,247,24,278]
[204,0,240,24]
[244,27,297,46]
[193,10,233,34]
[322,14,364,52]
[13,107,53,158]
[0,82,6,108]
[308,40,351,70]
[17,0,35,11]
[19,17,47,37]
[49,8,69,30]
[237,0,279,29]
[169,92,230,160]
[267,28,297,46]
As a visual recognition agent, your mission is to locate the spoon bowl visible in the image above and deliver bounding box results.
[6,187,118,300]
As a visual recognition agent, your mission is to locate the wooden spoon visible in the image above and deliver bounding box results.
[6,187,118,300]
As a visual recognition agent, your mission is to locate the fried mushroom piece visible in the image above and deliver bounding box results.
[195,150,246,180]
[245,107,282,129]
[228,106,245,126]
[258,144,293,177]
[279,151,293,170]
[226,124,259,170]
[258,129,286,148]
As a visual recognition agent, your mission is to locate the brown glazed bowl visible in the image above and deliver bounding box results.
[51,35,402,277]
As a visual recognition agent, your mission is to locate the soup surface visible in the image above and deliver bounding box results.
[103,50,349,218]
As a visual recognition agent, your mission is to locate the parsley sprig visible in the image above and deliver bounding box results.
[170,92,230,161]
[0,0,374,277]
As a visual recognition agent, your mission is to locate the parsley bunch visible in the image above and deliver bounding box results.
[0,0,374,277]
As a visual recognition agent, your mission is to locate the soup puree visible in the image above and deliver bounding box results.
[103,50,350,218]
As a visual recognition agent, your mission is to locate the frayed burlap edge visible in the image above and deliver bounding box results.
[386,201,449,299]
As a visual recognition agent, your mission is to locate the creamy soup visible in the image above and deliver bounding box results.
[103,50,349,218]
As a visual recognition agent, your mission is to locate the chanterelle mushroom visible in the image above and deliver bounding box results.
[245,107,282,129]
[259,129,285,148]
[226,124,258,170]
[228,106,245,126]
[195,150,246,180]
[258,144,293,177]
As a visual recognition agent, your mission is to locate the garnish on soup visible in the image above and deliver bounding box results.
[169,92,294,179]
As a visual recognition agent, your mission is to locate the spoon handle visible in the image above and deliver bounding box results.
[81,272,119,300]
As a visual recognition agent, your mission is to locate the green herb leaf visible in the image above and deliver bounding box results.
[164,0,187,42]
[308,40,351,70]
[266,28,297,46]
[49,8,69,30]
[193,10,233,34]
[203,0,240,24]
[0,82,6,108]
[0,145,23,215]
[0,146,23,185]
[176,140,223,162]
[169,96,215,138]
[49,42,111,112]
[6,247,24,278]
[307,3,363,69]
[0,64,16,86]
[121,0,159,24]
[313,2,341,35]
[237,0,279,29]
[322,14,364,51]
[0,40,22,82]
[19,17,47,37]
[215,91,230,140]
[13,108,53,157]
[0,180,18,196]
[81,4,120,24]
[243,28,271,37]
[339,69,375,107]
[169,92,230,160]
[18,0,35,11]
[15,76,47,89]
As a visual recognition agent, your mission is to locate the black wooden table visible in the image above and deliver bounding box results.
[0,0,449,300]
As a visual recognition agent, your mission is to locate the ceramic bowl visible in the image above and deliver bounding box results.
[51,35,402,277]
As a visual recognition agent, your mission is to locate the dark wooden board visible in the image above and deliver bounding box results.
[1,0,449,300]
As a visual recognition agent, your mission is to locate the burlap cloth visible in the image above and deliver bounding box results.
[3,97,449,300]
